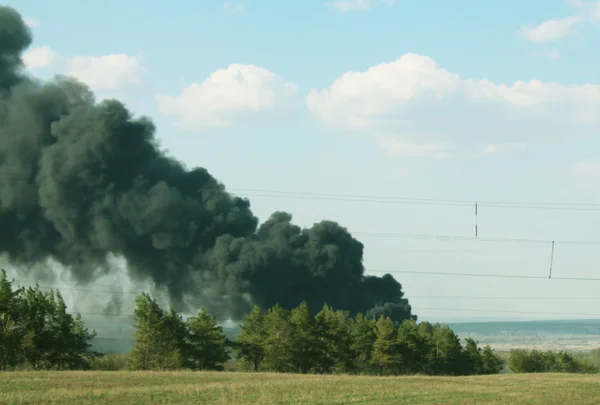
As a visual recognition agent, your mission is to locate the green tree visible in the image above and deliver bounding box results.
[186,308,230,370]
[130,293,183,370]
[262,304,294,372]
[463,338,484,375]
[41,291,96,370]
[314,305,355,374]
[509,349,597,374]
[0,313,21,370]
[480,344,504,374]
[289,301,320,373]
[19,287,53,369]
[235,305,267,371]
[508,349,544,373]
[0,270,24,370]
[370,315,400,375]
[350,313,376,373]
[396,318,429,374]
[0,272,96,370]
[428,324,466,375]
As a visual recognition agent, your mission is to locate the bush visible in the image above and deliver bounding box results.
[508,349,598,374]
[89,354,131,371]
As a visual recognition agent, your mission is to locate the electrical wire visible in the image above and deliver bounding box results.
[353,232,600,245]
[229,188,600,211]
[366,269,600,281]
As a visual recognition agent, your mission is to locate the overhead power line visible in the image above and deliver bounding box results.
[229,188,600,211]
[417,307,600,318]
[9,264,600,300]
[354,232,600,245]
[367,269,600,281]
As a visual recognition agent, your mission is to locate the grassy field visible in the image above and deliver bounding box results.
[2,371,600,404]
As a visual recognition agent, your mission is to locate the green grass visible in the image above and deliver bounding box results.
[1,371,600,404]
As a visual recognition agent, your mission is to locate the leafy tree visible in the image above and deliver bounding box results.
[18,287,51,369]
[314,305,355,374]
[41,291,96,370]
[130,293,183,370]
[185,308,230,370]
[235,305,267,371]
[480,344,504,374]
[508,349,544,373]
[0,270,24,370]
[0,270,23,315]
[350,312,376,373]
[15,286,95,370]
[463,338,484,374]
[289,301,320,373]
[262,304,294,372]
[428,324,466,375]
[0,313,21,370]
[370,315,400,375]
[509,349,597,374]
[396,319,429,374]
[0,271,95,370]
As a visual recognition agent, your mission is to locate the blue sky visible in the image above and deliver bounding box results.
[9,0,600,322]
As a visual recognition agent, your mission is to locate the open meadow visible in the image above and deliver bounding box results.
[2,371,600,405]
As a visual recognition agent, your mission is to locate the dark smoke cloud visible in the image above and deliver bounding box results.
[0,6,414,322]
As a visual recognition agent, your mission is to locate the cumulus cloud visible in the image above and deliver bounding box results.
[520,1,600,44]
[22,46,57,69]
[156,63,297,131]
[66,54,142,91]
[520,16,580,43]
[327,0,396,12]
[307,53,600,157]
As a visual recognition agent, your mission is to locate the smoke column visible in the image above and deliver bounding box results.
[0,6,414,322]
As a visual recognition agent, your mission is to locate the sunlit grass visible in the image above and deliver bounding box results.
[1,371,600,404]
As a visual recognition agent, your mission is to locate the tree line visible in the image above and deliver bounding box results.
[1,269,598,375]
[0,270,96,370]
[508,348,597,374]
[130,293,504,375]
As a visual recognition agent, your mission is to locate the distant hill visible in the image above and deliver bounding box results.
[446,319,600,336]
[87,317,600,354]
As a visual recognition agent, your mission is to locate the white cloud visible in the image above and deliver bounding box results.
[329,0,369,11]
[593,2,600,21]
[520,1,600,44]
[156,64,297,131]
[224,2,245,13]
[22,46,57,70]
[66,54,142,91]
[307,53,600,157]
[377,137,452,158]
[520,16,580,43]
[23,17,40,28]
[327,0,396,12]
[483,143,527,154]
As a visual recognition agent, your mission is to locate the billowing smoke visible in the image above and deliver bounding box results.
[0,7,414,322]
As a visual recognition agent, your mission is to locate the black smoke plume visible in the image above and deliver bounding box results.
[0,6,414,322]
